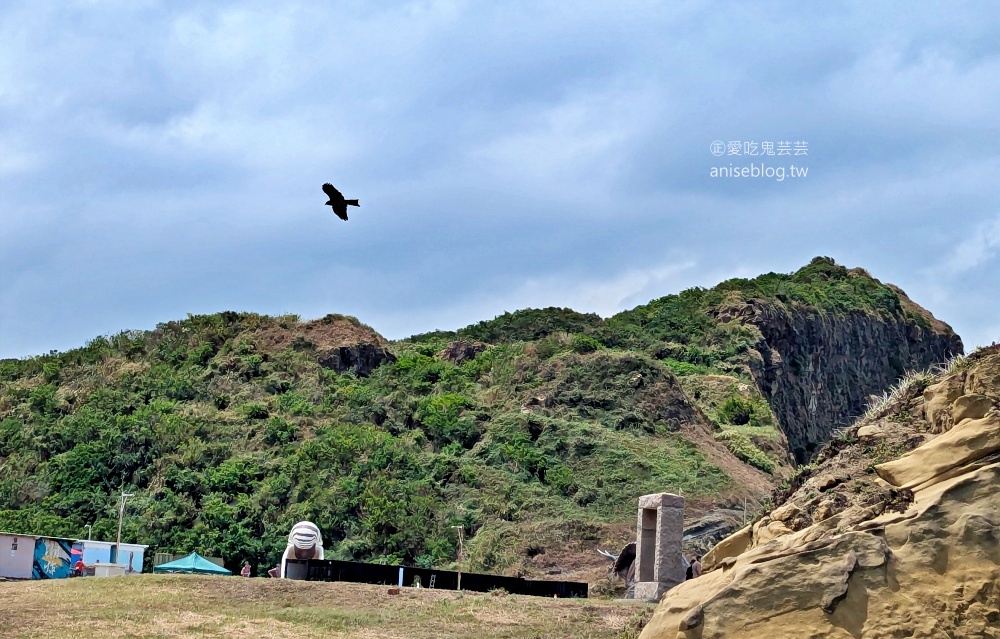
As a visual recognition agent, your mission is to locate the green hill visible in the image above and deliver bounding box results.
[0,258,961,578]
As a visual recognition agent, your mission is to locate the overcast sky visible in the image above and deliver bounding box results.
[1,1,998,359]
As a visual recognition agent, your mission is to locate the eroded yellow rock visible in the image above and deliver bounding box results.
[875,413,1000,489]
[923,375,965,433]
[701,525,751,572]
[952,393,994,423]
[640,464,1000,639]
[639,348,1000,639]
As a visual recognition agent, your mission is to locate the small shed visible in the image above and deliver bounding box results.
[0,533,35,579]
[115,543,148,573]
[80,540,113,565]
[77,540,148,573]
[0,532,73,579]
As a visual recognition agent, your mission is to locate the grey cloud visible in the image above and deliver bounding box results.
[2,0,999,358]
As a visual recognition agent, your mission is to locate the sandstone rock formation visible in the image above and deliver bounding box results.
[640,344,1000,639]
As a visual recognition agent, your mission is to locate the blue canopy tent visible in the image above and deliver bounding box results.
[153,552,232,575]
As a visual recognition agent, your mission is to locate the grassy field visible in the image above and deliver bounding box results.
[0,575,653,639]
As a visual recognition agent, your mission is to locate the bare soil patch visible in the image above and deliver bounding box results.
[253,314,387,354]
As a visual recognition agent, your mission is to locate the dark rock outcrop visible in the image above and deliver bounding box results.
[318,344,396,377]
[719,290,962,464]
[682,508,746,555]
[436,340,486,365]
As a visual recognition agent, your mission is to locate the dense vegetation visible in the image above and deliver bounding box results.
[0,315,733,574]
[0,258,916,574]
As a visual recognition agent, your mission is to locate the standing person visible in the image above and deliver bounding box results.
[241,562,251,578]
[691,556,703,578]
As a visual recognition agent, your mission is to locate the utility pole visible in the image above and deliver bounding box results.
[451,525,464,591]
[115,492,134,564]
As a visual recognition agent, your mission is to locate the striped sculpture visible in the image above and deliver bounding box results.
[279,521,324,579]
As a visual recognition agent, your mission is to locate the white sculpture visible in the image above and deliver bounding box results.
[280,521,324,579]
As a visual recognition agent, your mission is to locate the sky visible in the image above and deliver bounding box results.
[1,1,998,359]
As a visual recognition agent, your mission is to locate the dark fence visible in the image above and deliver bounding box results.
[287,559,588,598]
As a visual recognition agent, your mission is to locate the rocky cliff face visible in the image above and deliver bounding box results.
[639,345,1000,639]
[721,288,962,464]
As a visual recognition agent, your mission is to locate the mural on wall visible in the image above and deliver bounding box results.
[33,538,71,579]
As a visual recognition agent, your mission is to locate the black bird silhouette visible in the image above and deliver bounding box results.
[322,183,360,221]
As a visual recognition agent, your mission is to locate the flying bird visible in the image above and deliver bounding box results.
[322,183,360,221]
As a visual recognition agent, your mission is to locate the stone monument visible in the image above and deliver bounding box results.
[633,492,685,601]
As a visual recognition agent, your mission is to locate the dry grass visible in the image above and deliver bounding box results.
[252,315,388,353]
[861,367,937,422]
[861,351,967,424]
[0,575,652,639]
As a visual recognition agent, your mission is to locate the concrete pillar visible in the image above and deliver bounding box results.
[633,492,685,601]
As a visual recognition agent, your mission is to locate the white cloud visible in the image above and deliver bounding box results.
[0,138,39,176]
[940,215,1000,276]
[469,86,662,207]
[826,44,1000,126]
[490,261,698,318]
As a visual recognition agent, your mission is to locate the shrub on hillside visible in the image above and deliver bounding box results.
[715,429,774,473]
[571,333,604,354]
[241,402,269,420]
[457,307,603,343]
[717,396,754,425]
